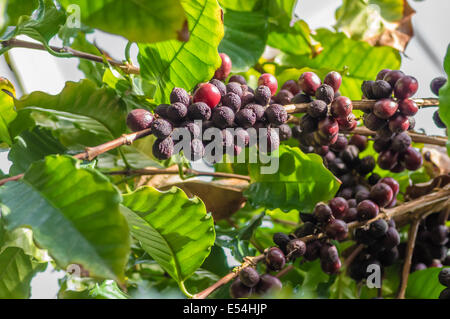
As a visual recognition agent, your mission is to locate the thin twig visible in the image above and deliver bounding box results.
[1,38,140,74]
[396,218,420,299]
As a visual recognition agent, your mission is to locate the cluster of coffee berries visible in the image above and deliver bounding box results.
[438,268,450,299]
[362,69,422,172]
[407,211,450,272]
[430,76,447,129]
[126,53,291,161]
[292,71,356,152]
[350,218,400,282]
[229,266,282,298]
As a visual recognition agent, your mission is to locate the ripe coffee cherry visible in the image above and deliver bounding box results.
[292,93,312,103]
[401,146,422,170]
[357,156,376,175]
[273,232,291,252]
[331,96,352,118]
[151,119,173,139]
[307,100,328,118]
[368,173,381,185]
[235,108,256,128]
[239,267,260,288]
[373,99,398,119]
[222,92,241,112]
[281,80,300,95]
[433,110,446,128]
[389,113,409,133]
[286,239,306,258]
[439,268,450,287]
[126,109,154,132]
[170,87,190,106]
[379,247,399,267]
[241,91,255,106]
[212,106,235,129]
[357,200,379,221]
[329,197,349,220]
[265,247,286,271]
[274,89,293,105]
[354,227,376,245]
[383,227,400,249]
[167,102,188,122]
[377,150,398,170]
[340,145,359,167]
[318,116,339,137]
[349,134,367,151]
[193,83,221,108]
[209,79,227,97]
[376,69,391,81]
[383,70,405,88]
[258,73,278,96]
[367,219,388,238]
[324,71,342,93]
[330,135,348,152]
[325,219,348,240]
[391,132,412,152]
[372,80,393,99]
[178,121,201,139]
[230,278,252,298]
[321,258,342,275]
[299,72,321,96]
[398,99,418,116]
[314,203,333,224]
[363,112,386,131]
[430,76,447,96]
[229,74,247,85]
[361,81,375,99]
[152,137,174,160]
[255,274,282,295]
[355,189,370,203]
[244,103,265,122]
[214,53,232,80]
[155,104,169,119]
[265,104,288,125]
[187,102,211,121]
[394,75,418,99]
[370,182,393,207]
[315,84,335,104]
[379,177,399,196]
[373,136,390,153]
[294,221,316,238]
[254,85,271,105]
[337,113,357,131]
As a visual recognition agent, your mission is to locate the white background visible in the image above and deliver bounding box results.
[0,0,448,298]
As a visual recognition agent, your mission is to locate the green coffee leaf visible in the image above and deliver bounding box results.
[59,0,187,44]
[438,44,450,154]
[122,186,215,286]
[138,0,224,104]
[405,267,448,299]
[244,145,341,212]
[0,155,130,282]
[0,77,16,145]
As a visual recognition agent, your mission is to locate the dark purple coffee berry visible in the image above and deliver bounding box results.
[307,100,328,118]
[286,239,307,258]
[294,221,316,238]
[241,91,255,106]
[273,232,291,252]
[368,173,381,185]
[209,79,227,97]
[226,82,243,98]
[372,80,393,99]
[299,114,318,133]
[239,267,260,288]
[274,89,294,105]
[438,268,450,287]
[265,104,288,125]
[389,113,410,133]
[304,240,322,261]
[222,92,241,112]
[383,70,405,88]
[357,200,379,221]
[325,219,348,241]
[230,278,252,298]
[187,102,211,121]
[383,227,400,249]
[430,76,447,96]
[398,99,418,116]
[291,93,312,104]
[377,150,399,170]
[244,103,265,122]
[340,145,360,167]
[166,102,188,123]
[433,110,446,128]
[330,135,348,152]
[229,75,247,85]
[401,146,422,171]
[356,156,376,175]
[170,87,190,106]
[314,203,333,224]
[329,197,349,220]
[355,190,370,204]
[331,96,352,118]
[127,109,154,132]
[298,72,321,96]
[379,177,399,196]
[349,134,368,151]
[367,219,389,238]
[277,124,292,141]
[152,137,174,160]
[369,182,393,207]
[212,106,235,129]
[315,84,335,104]
[281,80,300,95]
[363,112,387,131]
[254,86,271,105]
[151,118,173,139]
[255,274,282,295]
[265,247,286,271]
[235,108,256,129]
[361,81,375,99]
[373,137,391,153]
[391,132,412,152]
[376,69,391,81]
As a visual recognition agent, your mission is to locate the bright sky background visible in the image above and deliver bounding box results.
[0,0,448,298]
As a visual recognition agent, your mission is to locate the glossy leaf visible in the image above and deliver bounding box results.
[59,0,187,44]
[0,77,16,145]
[138,0,224,103]
[122,186,215,285]
[405,267,448,299]
[438,44,450,154]
[0,247,47,299]
[218,8,268,72]
[0,155,130,282]
[244,145,341,212]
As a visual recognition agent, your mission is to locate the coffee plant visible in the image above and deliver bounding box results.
[0,0,448,300]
